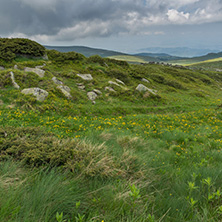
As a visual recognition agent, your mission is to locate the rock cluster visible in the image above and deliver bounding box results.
[21,88,48,102]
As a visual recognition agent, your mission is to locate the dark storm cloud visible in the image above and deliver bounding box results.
[0,0,222,41]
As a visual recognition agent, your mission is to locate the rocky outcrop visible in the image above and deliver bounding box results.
[116,79,125,85]
[105,86,116,92]
[141,78,150,83]
[21,88,48,101]
[10,71,20,89]
[136,84,157,95]
[77,74,93,81]
[93,89,102,95]
[76,83,85,90]
[52,77,72,99]
[57,85,72,99]
[0,66,4,70]
[87,91,97,101]
[52,77,63,85]
[24,67,45,78]
[108,81,121,87]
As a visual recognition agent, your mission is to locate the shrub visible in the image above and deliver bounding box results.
[0,38,46,61]
[47,50,85,64]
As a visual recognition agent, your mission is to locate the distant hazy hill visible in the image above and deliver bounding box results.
[170,52,222,65]
[45,45,127,58]
[138,47,220,57]
[134,53,183,61]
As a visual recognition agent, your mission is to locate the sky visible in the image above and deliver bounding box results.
[0,0,222,53]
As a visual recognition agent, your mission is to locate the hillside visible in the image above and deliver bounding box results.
[45,45,127,58]
[170,52,222,65]
[1,39,222,222]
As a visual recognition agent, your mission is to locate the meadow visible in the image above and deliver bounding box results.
[1,41,222,221]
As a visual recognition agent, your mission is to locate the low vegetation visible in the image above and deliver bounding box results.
[1,39,222,221]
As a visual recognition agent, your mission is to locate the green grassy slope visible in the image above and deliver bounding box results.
[45,45,128,58]
[1,41,222,221]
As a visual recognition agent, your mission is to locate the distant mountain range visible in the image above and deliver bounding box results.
[44,45,127,58]
[45,45,222,65]
[138,47,220,57]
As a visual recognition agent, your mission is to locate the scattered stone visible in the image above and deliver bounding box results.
[57,85,72,99]
[35,64,46,69]
[87,91,97,101]
[116,79,125,85]
[141,78,150,83]
[14,65,18,69]
[52,77,63,85]
[105,86,116,92]
[0,66,4,70]
[21,88,48,101]
[10,71,20,89]
[24,67,45,78]
[216,69,222,72]
[76,83,85,90]
[136,84,157,95]
[108,81,121,87]
[92,101,96,105]
[93,89,102,95]
[77,74,93,81]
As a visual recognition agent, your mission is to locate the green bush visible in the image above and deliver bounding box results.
[0,38,46,61]
[47,50,85,64]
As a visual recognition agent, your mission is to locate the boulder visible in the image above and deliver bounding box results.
[116,79,125,85]
[136,84,157,95]
[52,77,63,85]
[93,89,102,95]
[141,78,150,83]
[105,86,116,92]
[57,85,72,99]
[10,71,20,89]
[35,64,46,69]
[76,83,85,90]
[77,74,93,81]
[108,81,121,87]
[0,66,4,70]
[24,67,45,78]
[87,91,97,101]
[14,65,18,69]
[21,88,48,101]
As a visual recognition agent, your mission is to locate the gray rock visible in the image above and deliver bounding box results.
[57,85,72,99]
[116,79,125,85]
[52,77,63,85]
[35,64,46,69]
[105,86,116,92]
[93,89,102,95]
[108,81,121,87]
[24,67,45,78]
[87,91,97,101]
[136,84,157,95]
[21,88,48,101]
[14,65,18,69]
[216,69,222,72]
[76,83,85,90]
[10,71,20,89]
[141,78,150,83]
[0,66,4,70]
[77,74,93,81]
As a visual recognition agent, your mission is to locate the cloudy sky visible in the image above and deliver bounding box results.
[0,0,222,53]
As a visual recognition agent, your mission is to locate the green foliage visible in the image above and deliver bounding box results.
[0,38,45,61]
[47,50,85,64]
